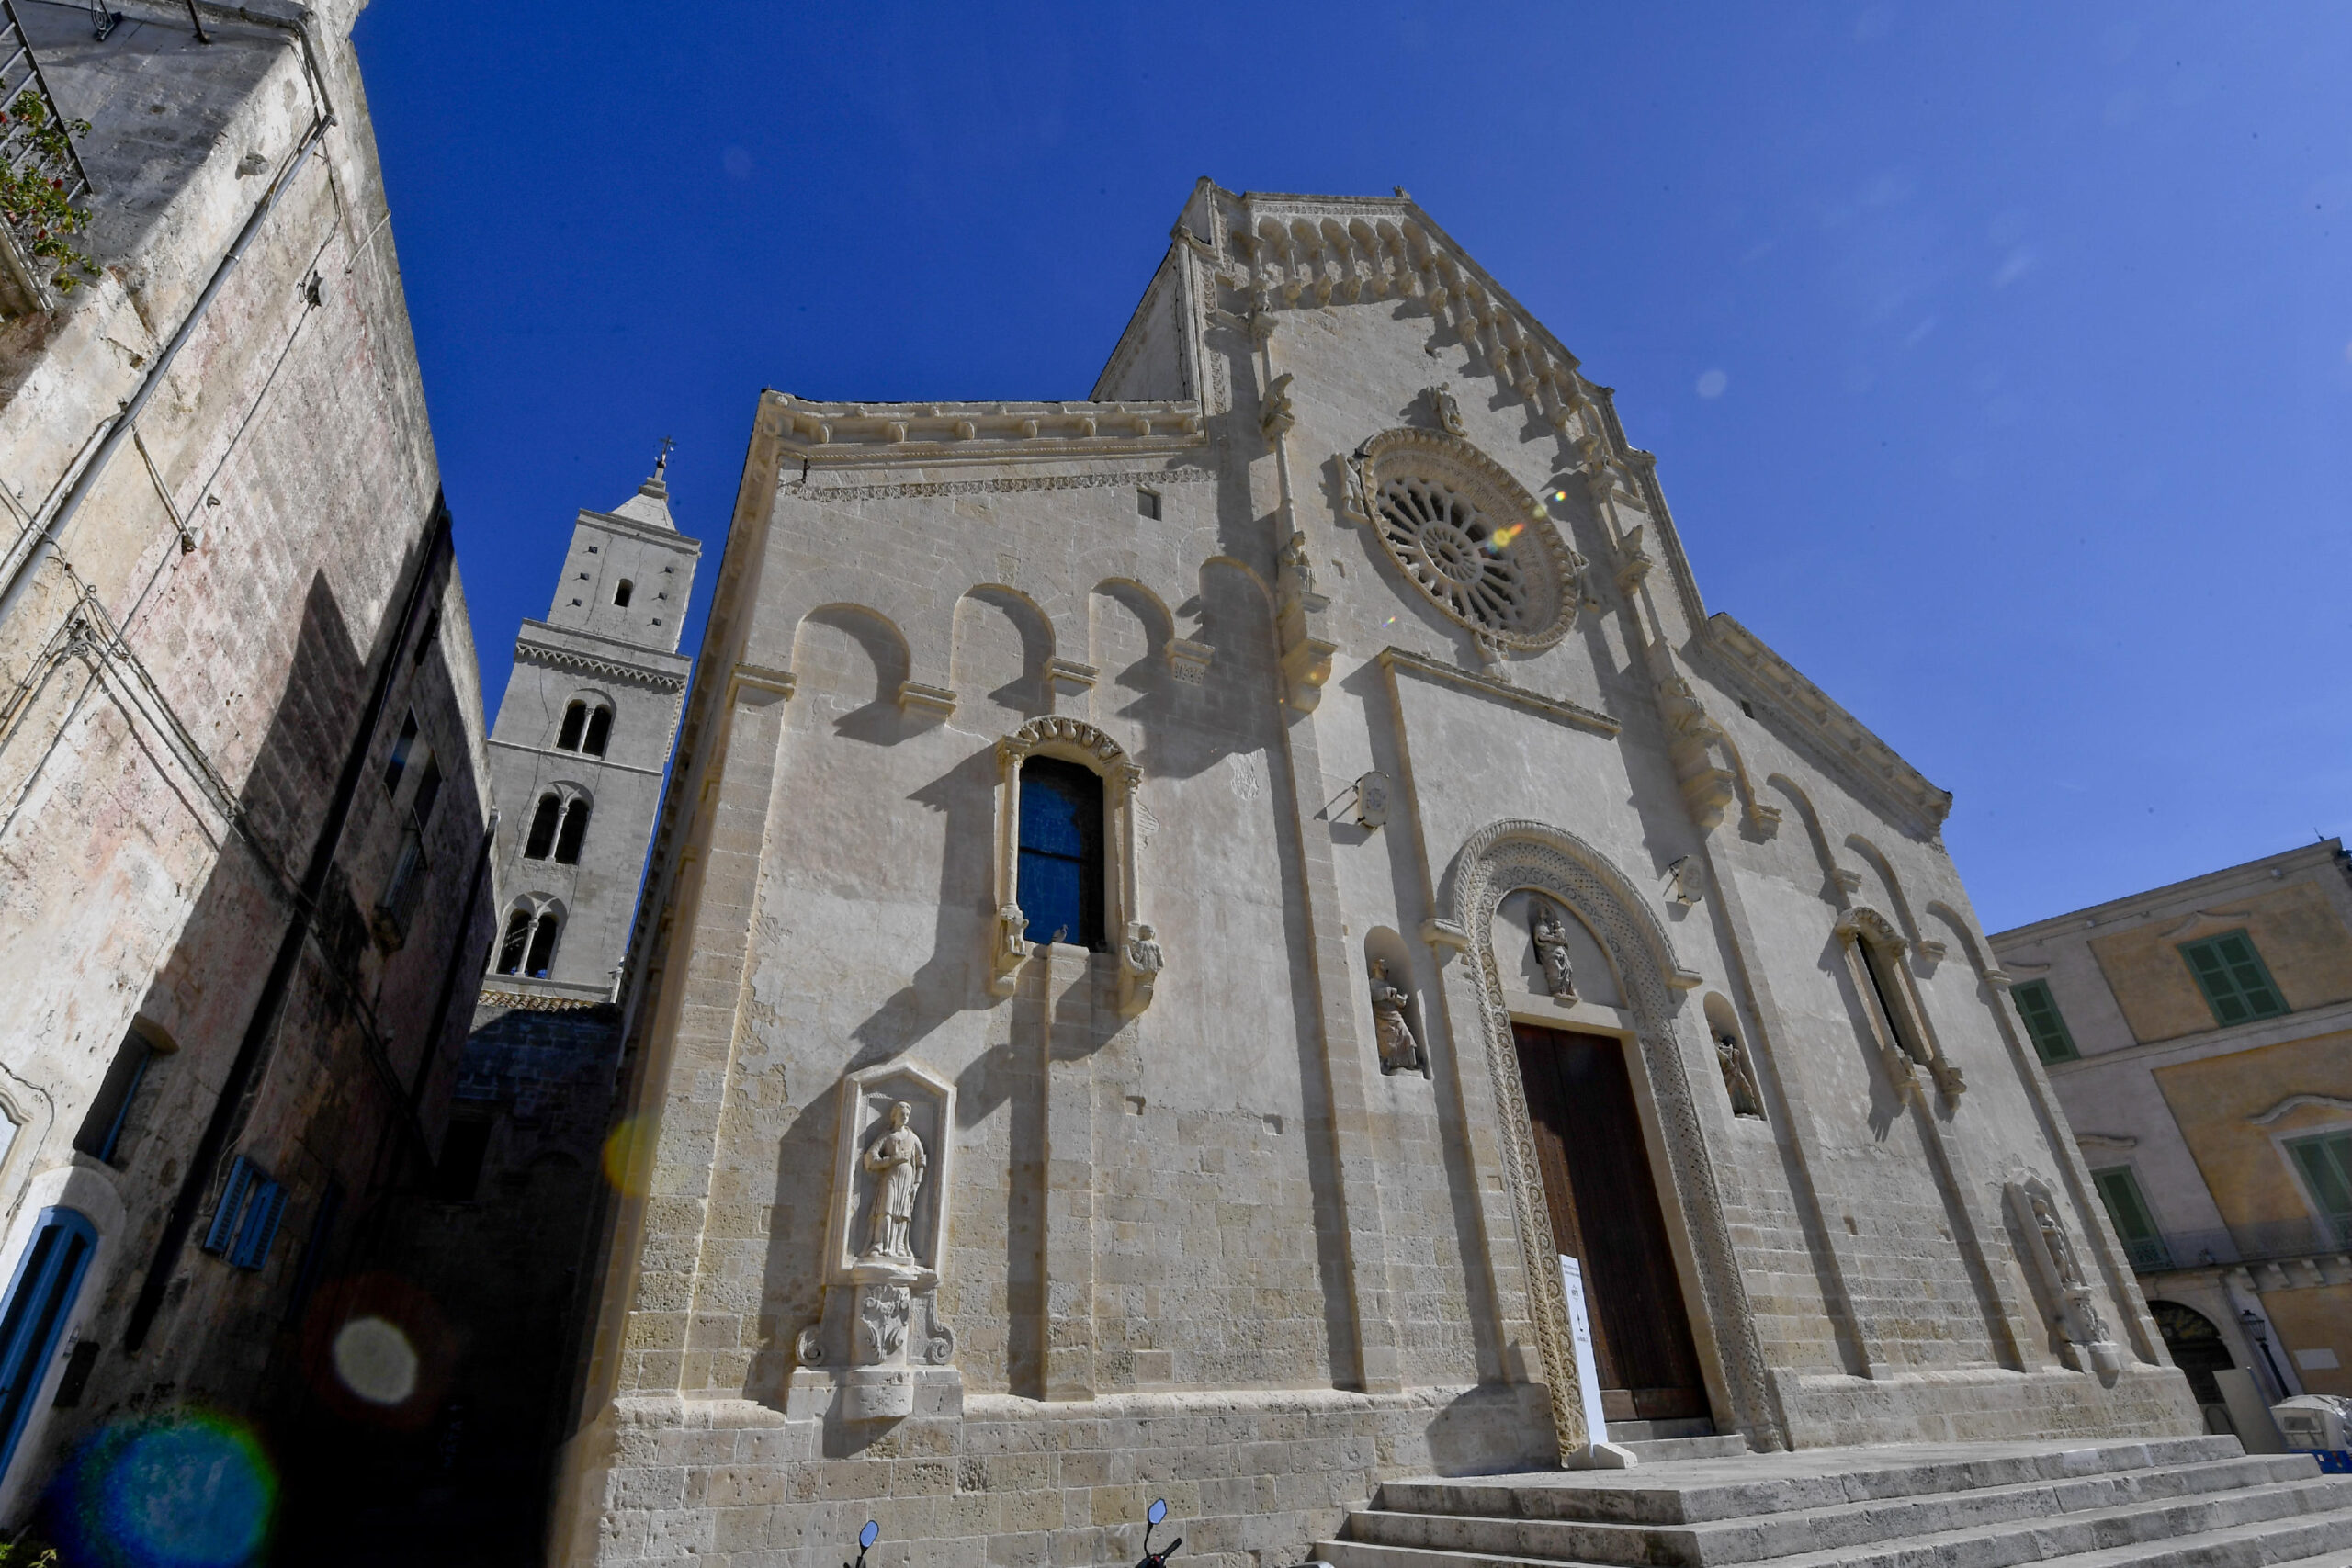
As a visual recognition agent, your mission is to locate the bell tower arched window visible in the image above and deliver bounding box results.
[582,705,612,757]
[524,793,561,860]
[1015,758,1102,951]
[556,702,587,751]
[525,909,560,977]
[613,579,633,608]
[554,797,591,865]
[495,908,533,975]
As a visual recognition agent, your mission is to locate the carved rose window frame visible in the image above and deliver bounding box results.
[989,716,1154,1016]
[1836,907,1964,1104]
[1347,425,1584,653]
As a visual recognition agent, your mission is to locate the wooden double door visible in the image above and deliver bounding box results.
[1513,1022,1710,1423]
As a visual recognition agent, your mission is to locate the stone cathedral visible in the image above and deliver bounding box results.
[553,185,2200,1565]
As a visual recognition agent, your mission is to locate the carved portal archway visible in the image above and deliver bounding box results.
[1450,818,1784,1455]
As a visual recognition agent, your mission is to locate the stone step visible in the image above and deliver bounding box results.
[1605,1417,1718,1443]
[1374,1437,2251,1526]
[1347,1456,2327,1566]
[1317,1488,2352,1568]
[1613,1434,1750,1464]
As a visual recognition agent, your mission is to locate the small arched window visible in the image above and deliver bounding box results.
[1016,756,1104,951]
[0,1208,97,1481]
[582,706,613,758]
[495,908,532,976]
[523,793,561,860]
[525,911,560,978]
[555,702,587,751]
[554,798,591,865]
[613,580,633,608]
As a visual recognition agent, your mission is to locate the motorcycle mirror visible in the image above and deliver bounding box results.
[861,1521,880,1551]
[1148,1500,1167,1526]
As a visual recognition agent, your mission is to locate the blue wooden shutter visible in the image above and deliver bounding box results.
[0,1209,96,1483]
[231,1181,288,1270]
[203,1156,256,1255]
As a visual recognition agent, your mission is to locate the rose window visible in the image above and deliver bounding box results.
[1375,477,1534,635]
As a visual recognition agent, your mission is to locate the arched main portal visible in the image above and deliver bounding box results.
[1450,819,1781,1455]
[2148,1299,2235,1409]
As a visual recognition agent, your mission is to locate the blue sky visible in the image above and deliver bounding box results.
[352,2,2351,933]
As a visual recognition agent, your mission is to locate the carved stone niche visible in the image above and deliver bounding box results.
[787,1062,961,1424]
[988,716,1156,1017]
[1493,889,1621,1012]
[2005,1174,2121,1378]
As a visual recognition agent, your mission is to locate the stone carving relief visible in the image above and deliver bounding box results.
[2006,1175,2121,1376]
[1528,900,1577,1005]
[1423,382,1465,434]
[1369,958,1422,1074]
[1453,821,1781,1459]
[789,1063,960,1423]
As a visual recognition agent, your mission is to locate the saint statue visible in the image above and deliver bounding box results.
[1714,1032,1764,1119]
[2030,1189,2086,1291]
[1278,530,1316,600]
[861,1100,927,1261]
[1370,958,1420,1074]
[1530,903,1577,1003]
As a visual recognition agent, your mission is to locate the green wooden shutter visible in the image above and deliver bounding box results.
[2178,930,2288,1026]
[2092,1166,2170,1269]
[2011,980,2079,1064]
[2288,1132,2352,1245]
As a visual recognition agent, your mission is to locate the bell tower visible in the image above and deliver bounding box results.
[479,452,701,1002]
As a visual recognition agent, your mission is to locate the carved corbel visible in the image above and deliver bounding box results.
[1259,371,1295,441]
[1164,637,1213,685]
[1118,919,1161,1018]
[1276,534,1338,712]
[1613,523,1655,596]
[1657,674,1736,829]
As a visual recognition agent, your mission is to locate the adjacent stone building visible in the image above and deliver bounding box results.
[0,0,494,1529]
[552,182,2201,1567]
[1989,839,2352,1427]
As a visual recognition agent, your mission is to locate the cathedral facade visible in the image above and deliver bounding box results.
[556,184,2199,1567]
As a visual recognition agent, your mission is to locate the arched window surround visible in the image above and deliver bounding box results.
[554,694,615,757]
[989,717,1153,1016]
[1835,906,1965,1104]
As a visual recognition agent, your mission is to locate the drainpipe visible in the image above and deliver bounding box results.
[122,499,451,1353]
[0,115,331,632]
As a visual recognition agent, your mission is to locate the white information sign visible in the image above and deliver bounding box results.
[1558,1254,1608,1446]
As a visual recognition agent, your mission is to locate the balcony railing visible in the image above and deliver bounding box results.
[0,0,96,312]
[2125,1214,2352,1274]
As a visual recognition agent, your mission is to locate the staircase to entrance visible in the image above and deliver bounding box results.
[1317,1436,2352,1568]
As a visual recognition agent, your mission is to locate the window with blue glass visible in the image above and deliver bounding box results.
[0,1208,97,1484]
[1017,757,1104,951]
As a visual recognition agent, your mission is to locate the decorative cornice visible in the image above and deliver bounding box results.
[786,466,1217,504]
[514,639,688,694]
[763,394,1205,466]
[1704,613,1952,835]
[478,987,608,1013]
[1378,646,1618,736]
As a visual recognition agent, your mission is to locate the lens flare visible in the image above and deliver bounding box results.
[603,1115,655,1196]
[50,1412,277,1568]
[1487,522,1524,551]
[332,1315,419,1406]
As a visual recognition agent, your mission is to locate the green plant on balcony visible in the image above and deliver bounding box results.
[0,86,96,293]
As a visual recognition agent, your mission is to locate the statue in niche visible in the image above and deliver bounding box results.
[860,1100,927,1262]
[1714,1031,1764,1119]
[2029,1187,2088,1292]
[1125,923,1163,977]
[1369,959,1421,1074]
[1530,902,1577,1004]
